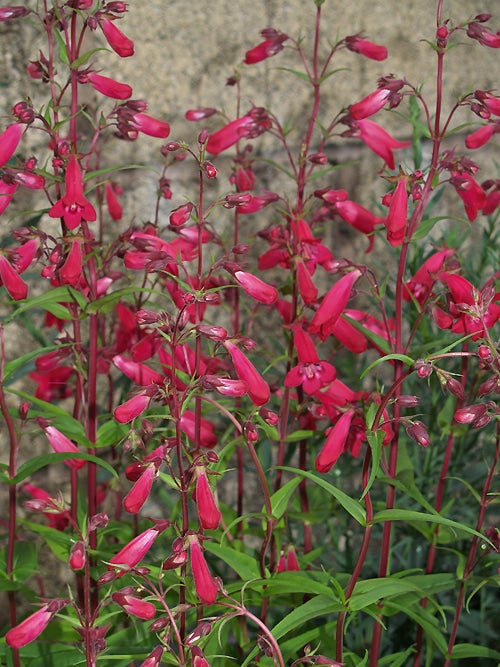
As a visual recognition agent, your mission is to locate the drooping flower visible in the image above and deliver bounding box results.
[309,269,362,338]
[355,119,409,170]
[194,468,221,530]
[465,123,496,149]
[180,410,218,449]
[0,122,23,167]
[49,155,97,230]
[244,30,288,64]
[474,90,500,116]
[105,181,123,220]
[43,424,86,470]
[0,179,17,215]
[5,601,67,648]
[350,88,391,119]
[58,239,83,287]
[100,17,134,57]
[315,409,355,473]
[123,464,156,514]
[0,6,31,21]
[0,253,28,300]
[131,112,170,138]
[450,171,487,221]
[285,326,336,395]
[84,71,132,99]
[466,21,500,48]
[234,270,278,304]
[185,107,217,121]
[109,525,166,574]
[385,176,408,246]
[403,248,455,304]
[69,541,86,570]
[345,35,388,60]
[206,108,271,155]
[114,391,151,423]
[224,340,270,406]
[112,591,156,620]
[140,646,164,667]
[188,534,218,605]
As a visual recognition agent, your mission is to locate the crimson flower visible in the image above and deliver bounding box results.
[355,119,409,170]
[309,269,362,338]
[224,340,270,406]
[466,21,500,48]
[112,591,156,620]
[315,409,355,473]
[58,239,83,287]
[450,171,487,221]
[180,410,217,448]
[69,541,86,570]
[123,464,156,514]
[84,71,132,99]
[465,123,497,149]
[385,176,408,245]
[285,326,336,395]
[114,391,151,423]
[188,534,218,605]
[345,35,388,60]
[350,88,391,119]
[244,30,288,64]
[49,155,97,230]
[109,525,166,574]
[131,112,170,138]
[140,646,164,667]
[206,108,271,155]
[100,17,134,57]
[0,122,23,167]
[403,248,455,304]
[194,468,221,530]
[105,182,123,220]
[0,179,17,215]
[6,601,67,648]
[474,90,500,116]
[0,253,28,300]
[234,270,278,304]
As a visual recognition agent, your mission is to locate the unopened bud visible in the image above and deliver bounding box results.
[414,360,433,378]
[406,420,430,447]
[396,395,420,407]
[203,161,217,179]
[454,403,488,426]
[478,376,499,397]
[445,376,465,400]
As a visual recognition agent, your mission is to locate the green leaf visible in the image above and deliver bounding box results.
[450,643,500,660]
[3,286,85,324]
[97,419,129,448]
[275,466,366,525]
[70,47,108,69]
[268,477,301,520]
[343,314,392,356]
[273,66,310,82]
[8,452,119,484]
[54,29,69,65]
[2,344,66,383]
[246,571,334,597]
[349,577,421,611]
[271,594,345,641]
[370,509,488,542]
[360,353,414,379]
[203,542,260,581]
[412,216,448,240]
[385,599,448,655]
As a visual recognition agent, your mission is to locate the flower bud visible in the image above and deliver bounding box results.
[203,161,217,179]
[414,360,433,378]
[406,420,430,447]
[69,541,86,570]
[454,403,489,427]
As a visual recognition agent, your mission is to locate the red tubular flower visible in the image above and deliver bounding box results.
[185,107,217,121]
[100,17,134,57]
[0,179,17,214]
[206,116,253,155]
[5,602,66,648]
[356,119,409,170]
[296,259,318,304]
[224,340,270,406]
[131,112,170,138]
[385,176,408,246]
[43,424,86,470]
[450,171,487,221]
[49,155,97,230]
[403,248,455,303]
[474,90,500,116]
[58,239,82,287]
[113,354,164,386]
[345,35,388,60]
[123,464,156,514]
[406,420,430,447]
[0,254,28,300]
[109,526,164,574]
[180,410,218,448]
[285,326,336,395]
[114,391,151,423]
[350,88,391,119]
[112,591,156,620]
[0,122,23,167]
[192,646,212,667]
[0,6,31,21]
[467,22,500,48]
[86,71,132,99]
[194,468,221,530]
[244,32,288,64]
[465,124,496,149]
[335,199,385,235]
[188,534,218,605]
[140,646,164,667]
[315,409,355,473]
[105,182,123,220]
[309,269,362,337]
[234,270,278,304]
[170,202,194,227]
[69,541,86,570]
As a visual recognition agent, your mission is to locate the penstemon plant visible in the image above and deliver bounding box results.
[0,1,499,666]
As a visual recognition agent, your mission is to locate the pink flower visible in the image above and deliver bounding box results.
[180,410,217,448]
[101,17,134,57]
[0,122,23,167]
[406,420,431,447]
[0,179,17,214]
[296,259,318,304]
[0,6,31,21]
[385,176,408,246]
[474,90,500,116]
[356,119,409,170]
[86,71,132,99]
[309,269,362,338]
[234,270,278,304]
[244,31,288,64]
[140,646,164,667]
[114,391,151,423]
[285,327,336,395]
[403,248,455,304]
[131,112,170,138]
[350,88,391,119]
[450,171,487,221]
[0,253,28,300]
[113,354,164,386]
[192,646,212,667]
[334,199,385,234]
[69,541,86,570]
[105,182,123,220]
[194,468,221,530]
[467,22,500,48]
[277,546,300,572]
[22,483,70,530]
[5,602,66,648]
[109,526,163,573]
[224,340,270,406]
[58,239,82,287]
[49,155,97,230]
[170,202,194,227]
[43,424,86,470]
[188,534,218,605]
[206,109,271,155]
[185,107,217,121]
[112,591,156,620]
[345,35,388,60]
[123,464,156,514]
[465,124,496,149]
[315,409,355,473]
